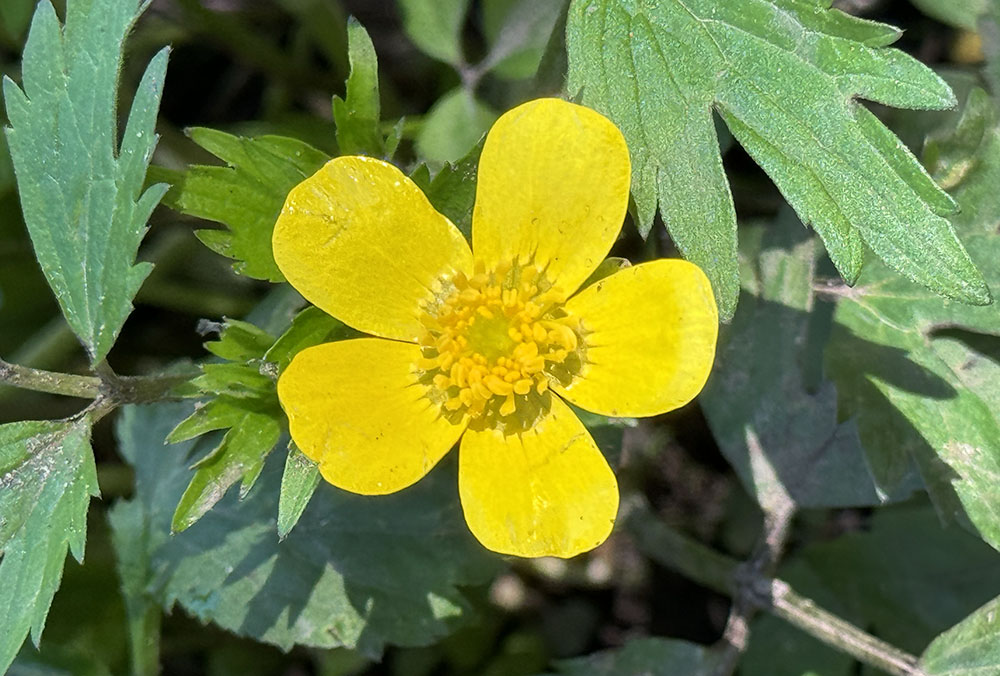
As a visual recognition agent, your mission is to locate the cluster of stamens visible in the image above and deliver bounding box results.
[416,260,584,431]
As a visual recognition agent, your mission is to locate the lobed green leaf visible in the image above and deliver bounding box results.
[567,0,989,321]
[0,419,99,674]
[826,89,1000,548]
[154,131,329,282]
[3,0,169,363]
[701,211,880,511]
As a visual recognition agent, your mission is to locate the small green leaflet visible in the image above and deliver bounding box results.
[922,595,1000,675]
[169,310,351,533]
[333,19,386,157]
[114,403,501,657]
[546,637,721,675]
[3,0,169,364]
[277,443,321,541]
[566,0,989,321]
[0,419,99,674]
[701,211,880,511]
[168,320,284,532]
[153,130,329,282]
[826,89,1000,549]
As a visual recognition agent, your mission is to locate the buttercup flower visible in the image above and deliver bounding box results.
[273,98,718,558]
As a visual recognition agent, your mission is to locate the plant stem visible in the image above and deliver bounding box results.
[0,357,101,398]
[0,357,196,413]
[625,500,928,676]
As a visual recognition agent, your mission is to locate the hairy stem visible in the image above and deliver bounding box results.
[0,357,101,398]
[625,500,928,676]
[0,357,196,413]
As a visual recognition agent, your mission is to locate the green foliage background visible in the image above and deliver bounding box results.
[0,0,999,675]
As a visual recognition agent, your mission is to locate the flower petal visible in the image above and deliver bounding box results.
[555,259,718,417]
[459,396,619,558]
[273,156,473,342]
[278,338,466,495]
[472,98,630,298]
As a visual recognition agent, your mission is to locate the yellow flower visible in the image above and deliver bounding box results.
[272,98,718,559]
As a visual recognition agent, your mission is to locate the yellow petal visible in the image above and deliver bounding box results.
[472,98,630,298]
[273,156,473,342]
[458,396,619,558]
[556,259,718,417]
[278,338,466,495]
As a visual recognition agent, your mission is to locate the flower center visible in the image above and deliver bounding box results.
[416,260,585,432]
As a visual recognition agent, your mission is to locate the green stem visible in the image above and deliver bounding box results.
[625,500,928,676]
[0,357,101,398]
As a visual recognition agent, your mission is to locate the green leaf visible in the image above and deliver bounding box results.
[826,89,1000,547]
[415,88,498,164]
[416,139,484,242]
[909,0,988,30]
[922,595,1000,675]
[116,403,501,657]
[277,443,321,540]
[0,419,99,674]
[3,0,169,364]
[397,0,470,65]
[154,131,329,282]
[264,306,353,373]
[481,0,565,80]
[701,211,880,510]
[333,18,385,157]
[170,401,283,533]
[567,0,990,322]
[546,637,720,675]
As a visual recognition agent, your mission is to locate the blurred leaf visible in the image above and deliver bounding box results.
[397,0,470,66]
[567,0,990,323]
[482,0,564,80]
[909,0,987,30]
[333,18,384,157]
[740,613,852,676]
[921,595,1000,674]
[702,211,880,511]
[0,0,34,45]
[264,306,353,373]
[416,139,484,241]
[827,89,1000,548]
[277,443,321,540]
[3,0,169,363]
[154,130,329,282]
[791,505,1000,654]
[415,88,497,164]
[0,419,99,674]
[546,637,720,675]
[107,500,160,676]
[116,403,501,657]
